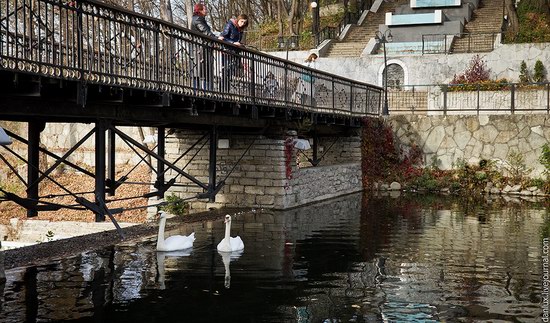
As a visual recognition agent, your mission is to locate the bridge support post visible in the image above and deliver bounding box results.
[208,126,218,202]
[156,127,166,200]
[312,133,320,166]
[107,128,116,196]
[27,121,45,217]
[94,120,107,222]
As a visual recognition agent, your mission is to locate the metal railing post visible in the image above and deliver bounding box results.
[250,52,256,103]
[350,84,353,113]
[442,84,447,115]
[284,62,289,103]
[332,79,336,113]
[547,83,550,114]
[476,83,480,114]
[510,83,515,114]
[155,23,160,87]
[76,3,86,107]
[422,35,425,55]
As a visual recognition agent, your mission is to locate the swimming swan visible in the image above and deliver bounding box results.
[156,211,195,252]
[217,214,244,252]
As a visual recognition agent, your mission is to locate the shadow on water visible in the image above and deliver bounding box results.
[0,192,546,322]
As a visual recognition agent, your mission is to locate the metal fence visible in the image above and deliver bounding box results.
[387,83,550,115]
[422,32,501,54]
[0,0,383,118]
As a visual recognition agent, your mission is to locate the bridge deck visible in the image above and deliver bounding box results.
[0,0,381,223]
[0,0,382,128]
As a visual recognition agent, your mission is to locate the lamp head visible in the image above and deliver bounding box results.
[386,30,393,42]
[310,1,318,8]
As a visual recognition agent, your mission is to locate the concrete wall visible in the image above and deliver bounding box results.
[270,42,550,88]
[389,114,550,177]
[164,130,363,212]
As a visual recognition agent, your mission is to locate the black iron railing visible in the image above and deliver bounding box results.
[385,82,550,115]
[314,10,363,48]
[422,32,501,55]
[0,0,382,117]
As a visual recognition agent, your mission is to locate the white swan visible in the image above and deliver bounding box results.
[156,211,195,252]
[217,214,244,252]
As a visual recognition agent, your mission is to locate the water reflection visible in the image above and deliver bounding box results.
[218,250,243,289]
[157,249,193,290]
[0,193,546,322]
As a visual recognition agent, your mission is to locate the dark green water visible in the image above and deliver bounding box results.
[0,193,547,322]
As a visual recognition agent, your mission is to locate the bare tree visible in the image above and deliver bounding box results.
[504,0,520,38]
[185,0,193,29]
[160,0,174,22]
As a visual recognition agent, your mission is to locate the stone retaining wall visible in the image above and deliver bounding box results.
[389,114,550,177]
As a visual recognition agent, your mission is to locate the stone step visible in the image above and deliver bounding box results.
[450,0,503,52]
[324,0,407,57]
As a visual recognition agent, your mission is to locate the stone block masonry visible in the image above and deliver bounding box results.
[165,130,363,212]
[390,114,550,177]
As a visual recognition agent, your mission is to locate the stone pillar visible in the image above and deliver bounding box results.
[0,248,5,285]
[165,129,363,212]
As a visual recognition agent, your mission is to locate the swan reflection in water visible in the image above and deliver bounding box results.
[156,249,193,290]
[218,250,243,289]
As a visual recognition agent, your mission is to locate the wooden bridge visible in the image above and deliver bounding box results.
[0,0,382,230]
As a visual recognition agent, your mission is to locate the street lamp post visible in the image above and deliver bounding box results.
[278,36,298,60]
[375,30,392,115]
[311,1,319,46]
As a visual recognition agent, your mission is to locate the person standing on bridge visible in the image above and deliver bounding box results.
[191,3,216,91]
[293,53,318,106]
[218,14,249,92]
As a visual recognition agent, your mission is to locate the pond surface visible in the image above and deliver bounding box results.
[0,193,547,322]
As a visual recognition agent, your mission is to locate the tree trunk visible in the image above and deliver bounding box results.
[288,0,299,35]
[505,0,519,39]
[185,0,193,29]
[349,0,359,12]
[278,0,285,36]
[125,0,134,11]
[160,0,174,23]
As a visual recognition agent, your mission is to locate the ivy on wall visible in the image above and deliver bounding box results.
[361,117,423,188]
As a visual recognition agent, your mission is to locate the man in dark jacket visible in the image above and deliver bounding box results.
[191,4,215,91]
[191,4,215,38]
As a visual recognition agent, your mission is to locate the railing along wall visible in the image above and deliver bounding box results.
[385,83,550,115]
[422,32,501,54]
[0,0,382,118]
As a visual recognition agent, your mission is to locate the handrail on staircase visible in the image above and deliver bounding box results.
[313,0,374,47]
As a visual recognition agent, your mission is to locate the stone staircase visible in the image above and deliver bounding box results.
[322,0,504,57]
[324,0,406,57]
[451,0,504,53]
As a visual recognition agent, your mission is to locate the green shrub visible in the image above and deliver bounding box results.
[515,7,550,43]
[159,194,189,216]
[504,150,532,183]
[539,144,550,178]
[519,60,530,84]
[534,60,546,83]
